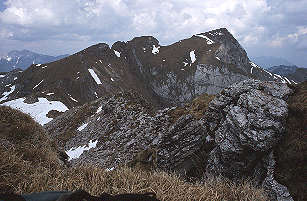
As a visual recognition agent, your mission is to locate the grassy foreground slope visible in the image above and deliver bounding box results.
[0,105,268,200]
[275,81,307,201]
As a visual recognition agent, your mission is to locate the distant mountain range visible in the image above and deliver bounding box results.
[0,49,69,72]
[268,65,307,83]
[251,56,294,69]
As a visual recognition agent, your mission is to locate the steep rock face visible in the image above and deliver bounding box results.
[203,79,293,200]
[118,28,293,105]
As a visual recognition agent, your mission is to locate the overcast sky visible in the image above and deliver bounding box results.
[0,0,306,66]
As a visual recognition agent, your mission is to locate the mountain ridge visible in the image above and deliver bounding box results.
[0,28,296,124]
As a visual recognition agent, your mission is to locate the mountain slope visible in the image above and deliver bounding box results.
[0,49,68,72]
[0,28,295,124]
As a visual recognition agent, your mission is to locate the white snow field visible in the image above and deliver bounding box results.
[2,97,68,125]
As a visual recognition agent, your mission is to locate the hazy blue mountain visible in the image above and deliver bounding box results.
[0,49,69,72]
[251,56,293,69]
[268,65,298,76]
[268,65,307,83]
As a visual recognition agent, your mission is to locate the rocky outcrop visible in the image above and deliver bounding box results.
[45,79,298,200]
[203,79,293,200]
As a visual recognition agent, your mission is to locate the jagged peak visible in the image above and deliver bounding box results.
[195,28,238,44]
[130,36,159,42]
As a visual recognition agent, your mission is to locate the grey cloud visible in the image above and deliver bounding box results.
[0,0,306,66]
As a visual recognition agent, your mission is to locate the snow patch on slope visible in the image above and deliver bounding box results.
[1,97,68,125]
[96,106,102,113]
[283,76,291,84]
[77,122,88,131]
[152,45,160,54]
[114,50,121,57]
[66,140,98,161]
[249,62,260,69]
[249,62,261,74]
[0,85,15,102]
[195,34,215,44]
[33,80,44,89]
[88,69,102,85]
[0,75,6,78]
[190,50,196,63]
[273,74,287,83]
[68,94,78,102]
[249,61,292,84]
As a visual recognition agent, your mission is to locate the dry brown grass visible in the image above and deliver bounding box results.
[0,106,59,165]
[274,81,307,201]
[0,106,61,193]
[0,144,268,201]
[2,159,267,201]
[169,93,215,122]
